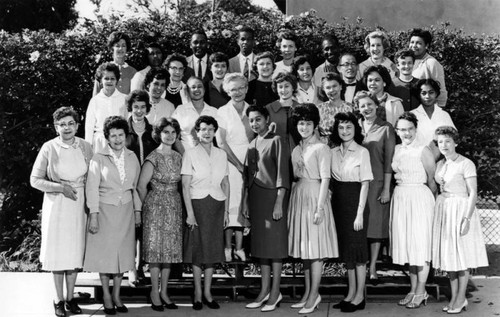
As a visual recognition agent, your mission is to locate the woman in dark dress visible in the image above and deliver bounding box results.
[242,105,290,312]
[163,53,190,108]
[246,52,279,107]
[205,52,230,108]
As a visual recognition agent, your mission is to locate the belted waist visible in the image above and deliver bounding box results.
[440,192,468,198]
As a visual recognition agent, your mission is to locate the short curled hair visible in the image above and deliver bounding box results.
[414,78,441,98]
[222,73,247,93]
[95,62,121,83]
[246,105,270,118]
[272,72,298,95]
[364,30,391,54]
[319,72,344,100]
[53,106,79,124]
[395,111,418,130]
[353,90,380,109]
[329,112,364,146]
[291,103,320,128]
[435,126,459,143]
[144,68,169,89]
[152,117,181,143]
[107,31,132,51]
[277,29,298,47]
[409,28,432,46]
[363,64,392,88]
[194,115,219,132]
[394,49,415,63]
[163,53,188,69]
[103,116,129,140]
[291,55,313,79]
[209,52,229,68]
[253,51,275,71]
[126,90,151,113]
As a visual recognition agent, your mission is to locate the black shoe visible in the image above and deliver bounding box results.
[161,297,178,309]
[369,277,380,286]
[115,304,128,313]
[103,306,116,315]
[151,303,164,312]
[332,299,349,309]
[65,298,82,314]
[341,299,366,313]
[54,301,66,317]
[193,301,203,310]
[202,297,220,309]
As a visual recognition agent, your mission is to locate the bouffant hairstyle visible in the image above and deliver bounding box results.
[353,90,380,109]
[395,111,418,129]
[53,106,79,124]
[95,62,121,83]
[246,105,270,118]
[103,116,129,140]
[194,115,219,132]
[126,90,151,113]
[414,78,441,98]
[364,30,391,54]
[363,64,392,88]
[272,72,298,95]
[253,51,275,71]
[162,53,188,69]
[222,73,248,94]
[394,49,415,63]
[435,126,459,143]
[291,55,313,79]
[329,112,364,146]
[209,52,229,68]
[152,117,181,143]
[144,68,169,89]
[291,103,320,128]
[107,31,132,51]
[409,28,433,46]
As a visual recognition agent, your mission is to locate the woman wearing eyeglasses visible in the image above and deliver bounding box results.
[163,53,190,108]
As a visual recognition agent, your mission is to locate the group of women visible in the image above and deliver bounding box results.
[31,27,488,317]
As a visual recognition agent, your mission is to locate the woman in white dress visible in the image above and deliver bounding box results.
[432,126,488,314]
[217,73,253,261]
[391,112,436,309]
[30,107,93,317]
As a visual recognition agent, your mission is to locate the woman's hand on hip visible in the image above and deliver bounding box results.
[88,213,99,234]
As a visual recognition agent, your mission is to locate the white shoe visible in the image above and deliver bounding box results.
[234,249,246,262]
[224,248,232,262]
[261,293,282,312]
[291,301,306,309]
[299,295,321,314]
[245,293,270,309]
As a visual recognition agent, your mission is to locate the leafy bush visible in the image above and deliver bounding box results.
[0,7,499,270]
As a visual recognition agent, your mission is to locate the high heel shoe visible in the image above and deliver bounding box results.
[447,300,468,314]
[234,249,247,262]
[290,301,306,309]
[160,297,178,309]
[261,293,282,312]
[53,301,66,317]
[298,295,321,314]
[150,295,164,312]
[341,299,366,312]
[406,292,428,309]
[398,292,415,306]
[245,293,270,309]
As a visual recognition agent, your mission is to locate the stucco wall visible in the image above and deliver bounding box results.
[287,0,500,35]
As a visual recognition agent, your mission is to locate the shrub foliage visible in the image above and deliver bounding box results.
[0,7,499,260]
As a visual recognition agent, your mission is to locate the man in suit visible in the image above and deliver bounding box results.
[337,53,365,104]
[184,30,211,82]
[313,34,341,88]
[228,26,257,81]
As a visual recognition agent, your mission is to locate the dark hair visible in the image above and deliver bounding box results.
[292,103,320,128]
[277,29,298,46]
[338,52,357,64]
[435,126,459,143]
[192,29,208,39]
[322,34,340,46]
[409,28,432,46]
[329,112,364,146]
[414,78,441,98]
[126,90,151,113]
[144,68,169,88]
[163,53,188,69]
[53,106,79,124]
[152,117,181,143]
[194,115,219,132]
[103,116,129,140]
[363,64,392,88]
[238,26,255,38]
[353,90,380,109]
[246,105,270,118]
[394,49,415,63]
[395,111,418,129]
[272,72,298,94]
[209,52,229,68]
[291,55,313,79]
[95,62,121,83]
[253,51,275,71]
[142,42,163,65]
[107,31,132,51]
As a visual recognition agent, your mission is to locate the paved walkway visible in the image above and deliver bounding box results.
[1,272,498,316]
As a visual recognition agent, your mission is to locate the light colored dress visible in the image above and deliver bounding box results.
[288,136,339,260]
[390,142,435,266]
[432,155,488,271]
[217,102,252,227]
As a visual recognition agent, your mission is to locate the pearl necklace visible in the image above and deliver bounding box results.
[167,83,182,94]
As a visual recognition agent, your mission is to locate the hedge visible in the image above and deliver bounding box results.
[0,6,499,257]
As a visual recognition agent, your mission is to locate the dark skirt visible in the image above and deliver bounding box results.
[331,180,369,265]
[248,184,288,259]
[366,180,390,239]
[183,195,225,264]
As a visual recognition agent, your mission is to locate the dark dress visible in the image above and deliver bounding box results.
[204,81,230,109]
[246,80,278,107]
[245,132,290,259]
[126,117,157,165]
[142,150,183,263]
[165,90,183,108]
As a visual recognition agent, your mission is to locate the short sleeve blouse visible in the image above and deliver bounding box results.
[331,141,373,182]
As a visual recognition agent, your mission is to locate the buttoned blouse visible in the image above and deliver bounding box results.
[291,136,331,180]
[146,98,175,125]
[411,104,456,146]
[217,101,251,150]
[296,83,319,105]
[331,141,373,182]
[172,101,218,150]
[86,147,141,214]
[181,144,229,201]
[265,100,301,151]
